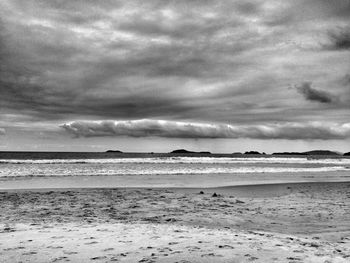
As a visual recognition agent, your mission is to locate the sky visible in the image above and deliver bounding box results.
[0,0,349,153]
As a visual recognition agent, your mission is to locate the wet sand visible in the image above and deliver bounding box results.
[1,171,350,190]
[1,182,350,262]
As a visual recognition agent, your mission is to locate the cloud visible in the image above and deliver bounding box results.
[0,0,350,141]
[61,119,350,140]
[325,27,350,50]
[295,82,338,103]
[0,128,6,135]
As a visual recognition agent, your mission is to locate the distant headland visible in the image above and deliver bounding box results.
[168,149,347,156]
[102,149,349,156]
[170,149,212,154]
[272,150,340,156]
[244,151,266,155]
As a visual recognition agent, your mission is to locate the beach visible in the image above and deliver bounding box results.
[1,181,350,262]
[2,0,350,261]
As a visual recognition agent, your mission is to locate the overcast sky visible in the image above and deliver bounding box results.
[0,0,349,153]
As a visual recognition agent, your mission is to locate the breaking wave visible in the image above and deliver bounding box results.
[1,157,350,165]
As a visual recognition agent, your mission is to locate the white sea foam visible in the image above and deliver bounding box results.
[1,157,349,179]
[1,157,350,164]
[0,165,348,178]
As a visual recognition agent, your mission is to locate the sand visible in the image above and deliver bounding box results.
[0,182,350,262]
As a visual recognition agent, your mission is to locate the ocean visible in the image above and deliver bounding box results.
[0,152,349,190]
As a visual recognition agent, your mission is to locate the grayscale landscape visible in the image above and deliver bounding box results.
[0,0,349,262]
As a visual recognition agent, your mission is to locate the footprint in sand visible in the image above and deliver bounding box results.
[47,246,64,249]
[52,256,69,262]
[138,257,157,263]
[96,228,109,232]
[157,247,173,253]
[51,236,65,239]
[201,253,223,257]
[287,256,302,261]
[170,251,182,255]
[185,245,201,251]
[3,246,25,251]
[102,248,114,252]
[84,241,98,245]
[63,251,78,255]
[22,251,37,255]
[217,244,234,249]
[174,229,186,233]
[90,256,107,260]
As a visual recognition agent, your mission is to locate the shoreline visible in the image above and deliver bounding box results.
[1,170,349,191]
[1,180,350,196]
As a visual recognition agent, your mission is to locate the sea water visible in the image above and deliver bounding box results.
[0,152,349,189]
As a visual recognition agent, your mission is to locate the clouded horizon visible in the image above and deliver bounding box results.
[0,0,349,152]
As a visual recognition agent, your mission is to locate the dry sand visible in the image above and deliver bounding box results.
[0,182,350,262]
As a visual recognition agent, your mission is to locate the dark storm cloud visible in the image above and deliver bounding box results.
[0,80,197,120]
[295,83,338,104]
[0,0,350,138]
[61,119,350,140]
[0,128,5,135]
[0,0,265,122]
[325,27,350,50]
